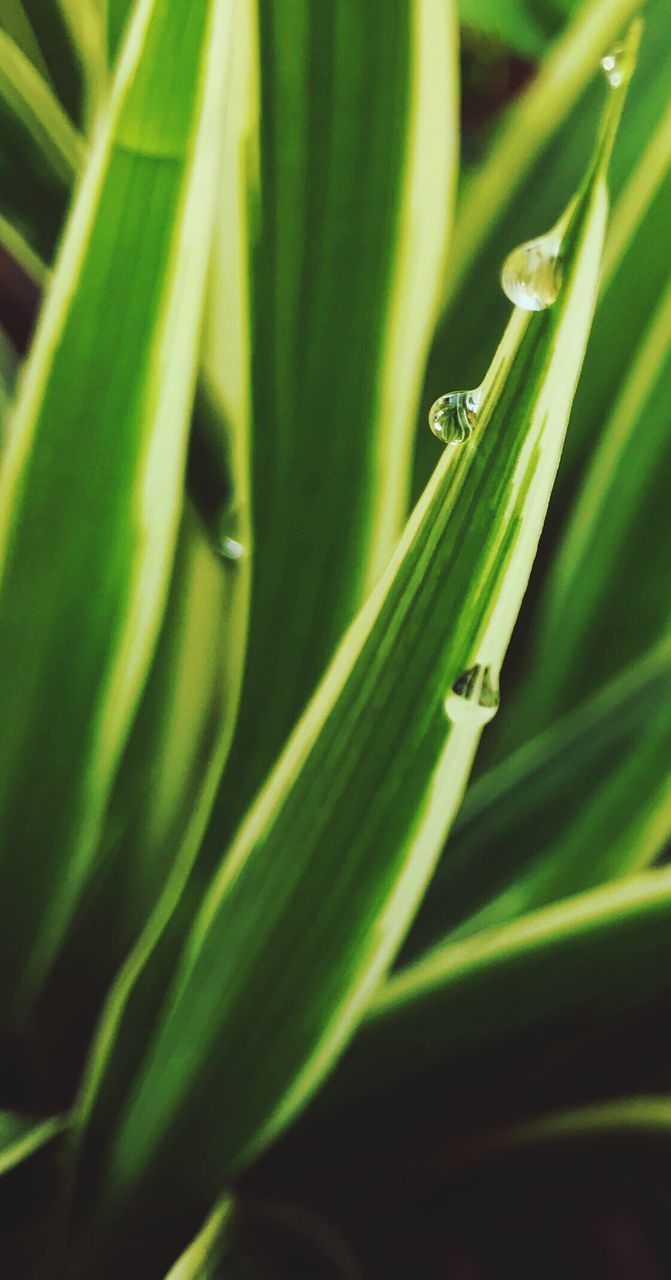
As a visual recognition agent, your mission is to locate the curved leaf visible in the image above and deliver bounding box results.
[163,1196,235,1280]
[330,866,671,1107]
[69,63,619,1250]
[0,0,233,1021]
[0,1110,65,1178]
[204,0,459,840]
[401,640,671,960]
[9,0,84,123]
[0,28,82,258]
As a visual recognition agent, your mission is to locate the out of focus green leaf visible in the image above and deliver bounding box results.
[0,28,83,258]
[163,1196,235,1280]
[9,0,84,123]
[458,0,573,56]
[0,1111,65,1178]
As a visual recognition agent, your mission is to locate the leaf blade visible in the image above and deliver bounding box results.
[72,68,618,1243]
[0,0,233,1017]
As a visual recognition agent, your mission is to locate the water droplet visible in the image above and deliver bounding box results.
[218,535,245,562]
[501,228,563,312]
[444,664,500,727]
[600,43,635,89]
[428,389,480,444]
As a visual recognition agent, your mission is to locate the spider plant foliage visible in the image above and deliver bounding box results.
[1,0,670,1277]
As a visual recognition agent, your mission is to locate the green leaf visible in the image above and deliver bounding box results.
[413,0,647,503]
[400,639,671,961]
[0,0,233,1022]
[0,1,52,84]
[108,0,135,63]
[519,182,671,719]
[9,0,84,123]
[35,3,254,1085]
[0,27,83,258]
[56,0,108,126]
[472,1095,671,1159]
[204,0,459,837]
[458,0,569,57]
[329,865,671,1108]
[163,1196,235,1280]
[0,1111,65,1178]
[70,59,619,1246]
[0,323,15,424]
[0,213,48,285]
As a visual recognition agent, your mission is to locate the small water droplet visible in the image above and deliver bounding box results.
[428,389,480,444]
[600,42,634,89]
[218,536,245,562]
[444,664,500,727]
[501,229,563,312]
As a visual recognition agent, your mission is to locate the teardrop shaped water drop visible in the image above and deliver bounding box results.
[501,228,563,312]
[428,389,481,444]
[444,664,500,727]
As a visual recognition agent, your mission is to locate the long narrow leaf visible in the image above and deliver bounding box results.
[0,0,233,1020]
[10,0,84,123]
[163,1197,235,1280]
[527,258,671,712]
[413,0,650,502]
[328,866,671,1108]
[400,640,671,961]
[35,0,255,1089]
[0,28,83,258]
[205,0,459,838]
[0,1111,65,1178]
[69,58,623,1251]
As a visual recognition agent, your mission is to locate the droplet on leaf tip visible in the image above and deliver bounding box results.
[500,229,563,312]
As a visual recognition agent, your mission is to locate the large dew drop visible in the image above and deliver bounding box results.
[445,664,500,727]
[500,228,563,312]
[428,389,481,444]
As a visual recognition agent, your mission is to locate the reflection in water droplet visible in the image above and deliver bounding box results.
[444,664,500,727]
[219,536,245,562]
[428,389,481,444]
[501,229,563,312]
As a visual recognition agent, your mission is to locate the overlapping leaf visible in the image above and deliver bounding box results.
[162,1198,235,1280]
[520,200,671,717]
[0,1111,65,1178]
[401,639,671,960]
[0,0,233,1021]
[64,58,622,1263]
[34,2,255,1092]
[5,0,83,122]
[458,0,573,56]
[413,0,642,506]
[202,0,459,842]
[0,28,82,259]
[329,866,671,1108]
